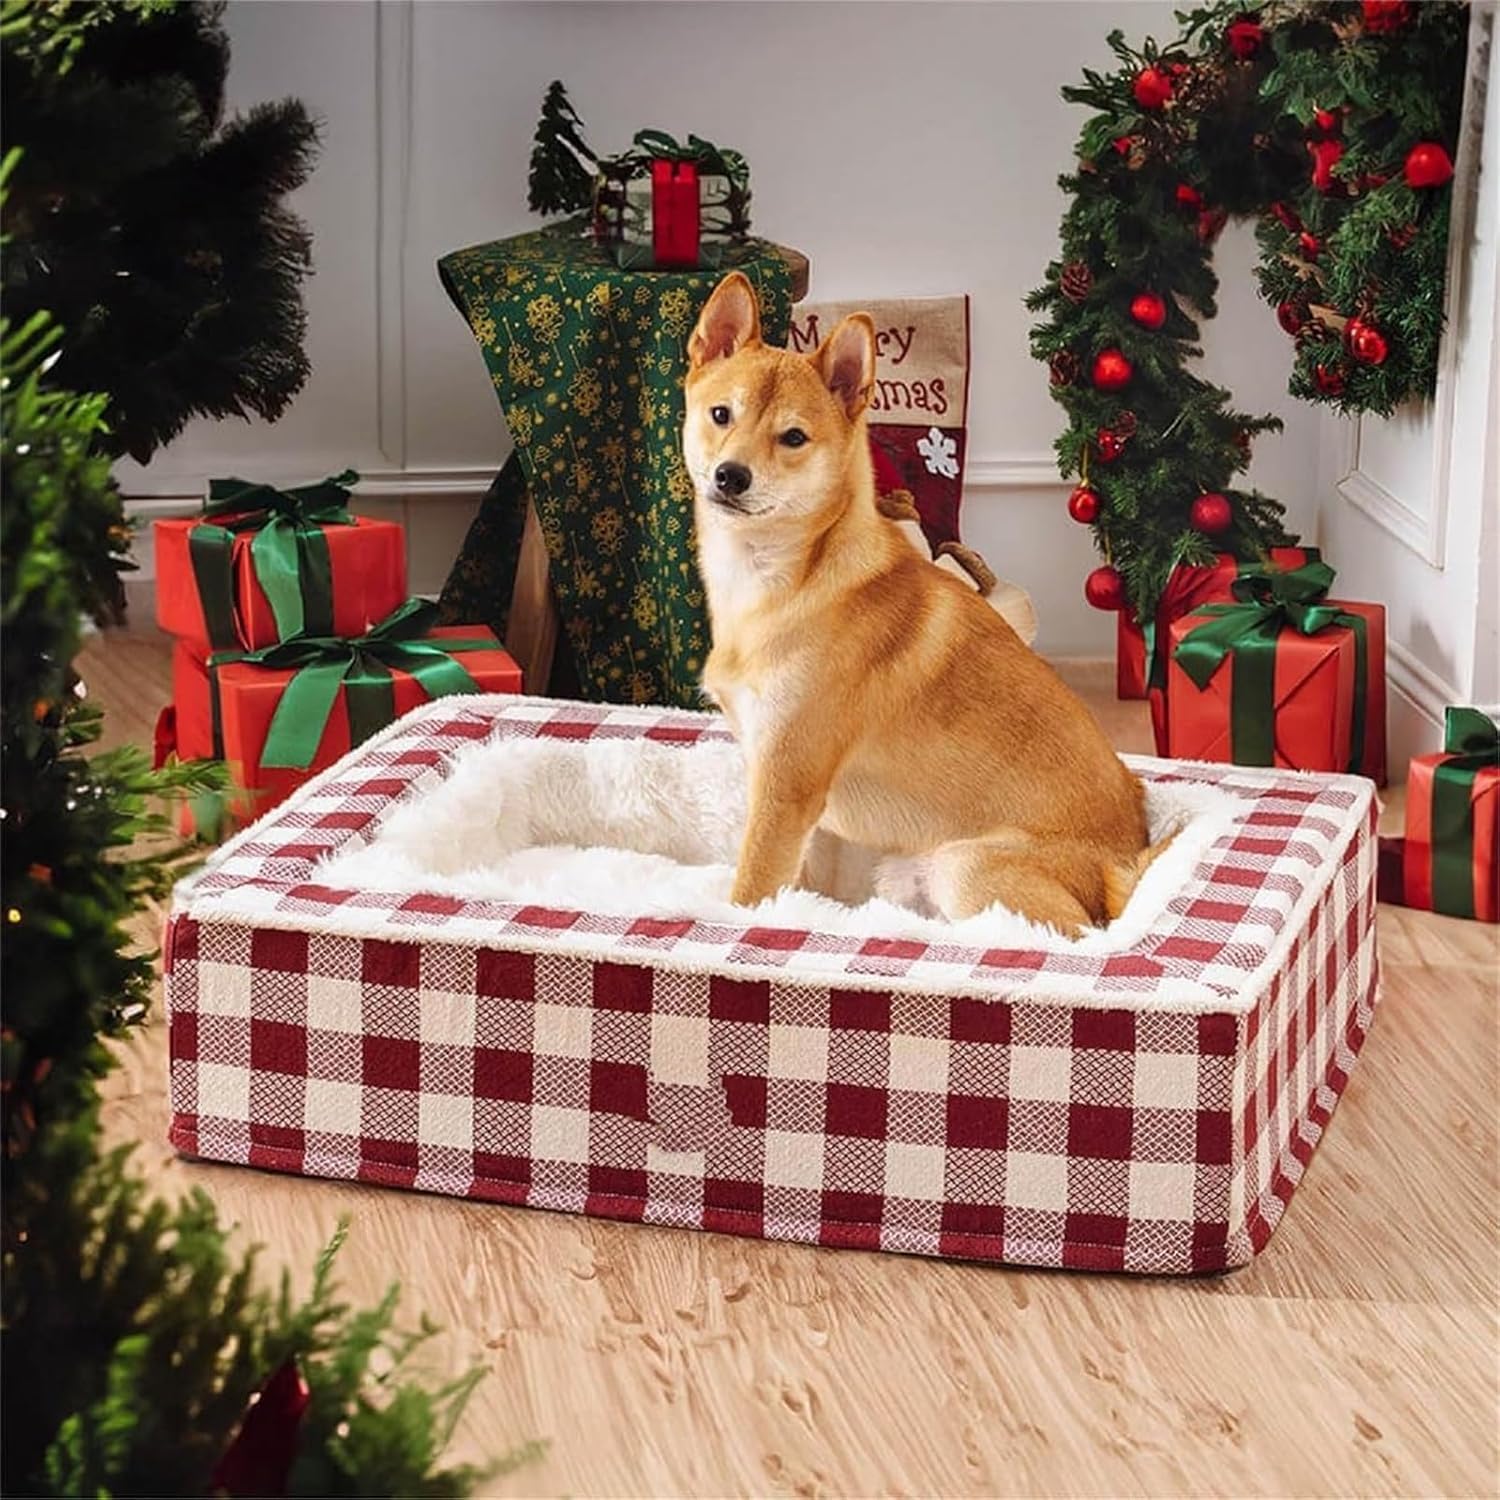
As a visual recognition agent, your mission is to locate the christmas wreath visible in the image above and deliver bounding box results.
[1028,0,1469,622]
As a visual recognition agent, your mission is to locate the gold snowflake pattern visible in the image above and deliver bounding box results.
[591,506,626,554]
[568,367,603,418]
[631,582,659,632]
[658,286,694,337]
[526,293,564,341]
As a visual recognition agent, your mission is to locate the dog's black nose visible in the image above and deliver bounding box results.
[714,461,752,498]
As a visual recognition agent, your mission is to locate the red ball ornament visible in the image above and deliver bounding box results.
[1309,138,1345,193]
[1276,299,1307,335]
[1314,363,1348,396]
[1091,349,1133,391]
[1313,107,1340,135]
[1190,492,1234,536]
[1344,315,1390,366]
[1133,66,1174,111]
[1363,0,1411,33]
[1197,207,1228,244]
[1226,17,1263,57]
[1067,485,1100,524]
[1404,142,1454,190]
[1299,230,1322,261]
[1084,565,1126,611]
[1096,429,1126,462]
[1129,291,1168,330]
[1175,182,1203,209]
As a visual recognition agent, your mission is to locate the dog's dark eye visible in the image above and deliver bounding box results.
[780,428,809,448]
[710,405,732,427]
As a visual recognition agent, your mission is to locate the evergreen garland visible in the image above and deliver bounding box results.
[1027,0,1469,621]
[1,0,320,464]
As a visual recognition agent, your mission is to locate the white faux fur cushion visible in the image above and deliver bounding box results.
[319,736,1241,954]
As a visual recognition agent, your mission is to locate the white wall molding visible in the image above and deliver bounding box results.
[1387,638,1462,728]
[1335,6,1490,566]
[1336,420,1447,564]
[374,0,413,470]
[965,453,1068,491]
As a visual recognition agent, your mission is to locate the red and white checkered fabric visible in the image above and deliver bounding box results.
[166,696,1379,1274]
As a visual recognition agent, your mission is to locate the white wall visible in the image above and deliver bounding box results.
[121,0,1326,654]
[1312,5,1499,762]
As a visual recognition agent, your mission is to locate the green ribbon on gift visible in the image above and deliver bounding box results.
[1431,706,1500,918]
[188,470,360,648]
[1173,560,1368,770]
[211,598,492,771]
[626,130,751,201]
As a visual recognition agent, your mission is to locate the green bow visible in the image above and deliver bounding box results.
[1430,707,1500,918]
[189,470,360,648]
[1174,560,1368,769]
[628,130,750,196]
[213,598,492,770]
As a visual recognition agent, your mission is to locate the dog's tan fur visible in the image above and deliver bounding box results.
[684,273,1161,937]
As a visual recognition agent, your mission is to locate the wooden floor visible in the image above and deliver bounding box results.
[85,598,1499,1499]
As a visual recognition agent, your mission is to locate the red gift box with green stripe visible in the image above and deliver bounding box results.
[158,603,522,833]
[154,471,406,653]
[1164,561,1383,777]
[1401,708,1499,922]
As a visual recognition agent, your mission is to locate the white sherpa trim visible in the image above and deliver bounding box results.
[318,733,1240,955]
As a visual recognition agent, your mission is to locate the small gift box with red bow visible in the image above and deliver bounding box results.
[156,600,522,834]
[155,471,407,653]
[1384,708,1499,922]
[1165,560,1385,777]
[592,130,751,270]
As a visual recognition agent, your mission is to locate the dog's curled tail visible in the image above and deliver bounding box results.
[1102,829,1180,923]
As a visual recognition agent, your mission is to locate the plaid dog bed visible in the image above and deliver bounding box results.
[165,697,1379,1274]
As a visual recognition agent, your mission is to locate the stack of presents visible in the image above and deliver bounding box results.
[1118,546,1496,923]
[152,471,521,836]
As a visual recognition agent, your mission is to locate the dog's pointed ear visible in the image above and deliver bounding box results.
[815,313,876,419]
[689,272,762,368]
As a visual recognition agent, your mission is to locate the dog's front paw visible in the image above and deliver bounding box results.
[730,871,775,908]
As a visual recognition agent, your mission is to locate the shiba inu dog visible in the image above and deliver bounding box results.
[683,272,1162,937]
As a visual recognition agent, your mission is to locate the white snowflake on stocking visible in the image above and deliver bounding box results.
[916,425,959,479]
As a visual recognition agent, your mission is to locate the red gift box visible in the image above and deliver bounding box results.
[1165,608,1357,773]
[155,513,407,653]
[1118,546,1320,699]
[1401,709,1499,922]
[163,626,521,830]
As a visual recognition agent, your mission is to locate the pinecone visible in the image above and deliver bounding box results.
[1170,61,1225,116]
[1048,350,1082,386]
[1060,262,1093,303]
[1294,318,1337,353]
[1111,409,1139,440]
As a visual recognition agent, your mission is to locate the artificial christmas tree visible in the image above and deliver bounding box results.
[1,0,320,463]
[0,6,512,1486]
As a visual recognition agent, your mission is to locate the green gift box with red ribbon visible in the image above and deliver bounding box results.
[1400,708,1499,922]
[1166,560,1385,777]
[156,600,521,832]
[154,471,407,653]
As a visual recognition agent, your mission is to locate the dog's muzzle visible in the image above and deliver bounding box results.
[712,461,752,506]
